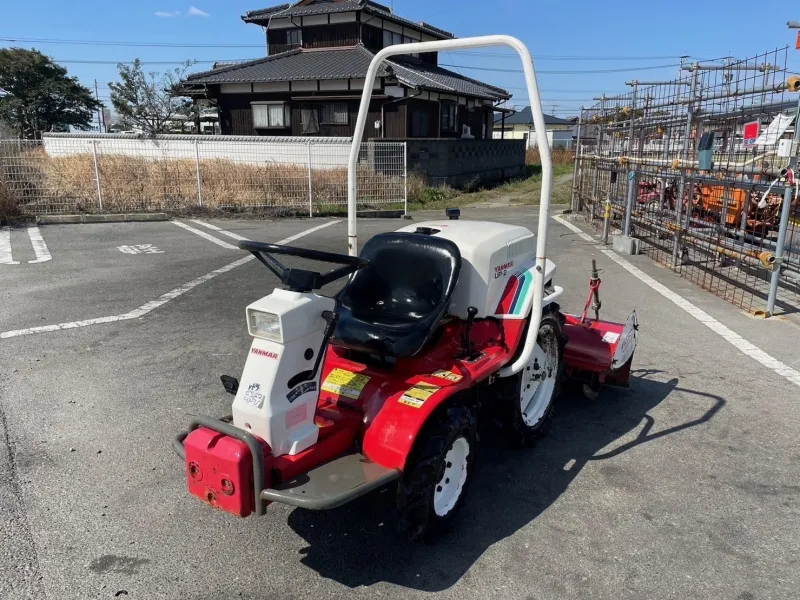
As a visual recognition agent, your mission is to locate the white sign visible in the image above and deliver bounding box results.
[118,244,164,255]
[755,112,795,147]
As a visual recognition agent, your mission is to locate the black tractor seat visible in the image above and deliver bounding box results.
[331,232,462,358]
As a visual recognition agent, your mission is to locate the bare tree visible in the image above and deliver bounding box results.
[108,59,196,134]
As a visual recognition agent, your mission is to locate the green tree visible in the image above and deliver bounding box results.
[0,48,100,138]
[108,59,196,134]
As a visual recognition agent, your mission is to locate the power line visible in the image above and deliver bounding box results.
[52,59,251,65]
[0,37,694,63]
[0,37,264,48]
[53,58,683,75]
[458,52,688,61]
[440,62,682,74]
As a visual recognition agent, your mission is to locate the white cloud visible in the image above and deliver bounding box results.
[155,10,180,17]
[187,6,209,17]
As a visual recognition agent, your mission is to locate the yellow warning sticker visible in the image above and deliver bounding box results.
[432,369,462,383]
[321,368,370,400]
[398,382,440,408]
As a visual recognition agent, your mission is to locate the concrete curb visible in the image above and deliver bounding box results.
[355,209,405,219]
[36,213,170,225]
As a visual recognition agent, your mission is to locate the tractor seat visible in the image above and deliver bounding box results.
[332,232,461,358]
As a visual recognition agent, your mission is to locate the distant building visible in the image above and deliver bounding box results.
[493,107,575,148]
[180,0,510,138]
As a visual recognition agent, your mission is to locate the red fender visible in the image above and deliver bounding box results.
[321,319,526,472]
[362,376,469,471]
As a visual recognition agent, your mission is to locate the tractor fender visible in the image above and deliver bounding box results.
[362,377,470,472]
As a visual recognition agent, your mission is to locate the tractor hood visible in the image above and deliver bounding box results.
[396,220,556,320]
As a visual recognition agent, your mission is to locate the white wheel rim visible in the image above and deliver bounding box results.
[433,436,470,517]
[520,327,559,427]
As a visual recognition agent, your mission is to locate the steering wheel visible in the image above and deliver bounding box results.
[238,240,369,292]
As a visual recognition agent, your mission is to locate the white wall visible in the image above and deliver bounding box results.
[42,133,356,169]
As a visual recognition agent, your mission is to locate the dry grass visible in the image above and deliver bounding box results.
[6,150,406,215]
[526,146,575,166]
[0,176,19,224]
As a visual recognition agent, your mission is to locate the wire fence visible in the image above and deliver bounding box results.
[0,134,407,216]
[572,47,800,318]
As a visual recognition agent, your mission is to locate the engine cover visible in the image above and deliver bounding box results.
[396,220,555,319]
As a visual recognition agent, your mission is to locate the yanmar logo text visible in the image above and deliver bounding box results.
[494,261,513,278]
[251,348,279,359]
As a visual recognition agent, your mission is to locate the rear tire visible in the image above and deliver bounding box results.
[396,405,477,542]
[501,312,564,447]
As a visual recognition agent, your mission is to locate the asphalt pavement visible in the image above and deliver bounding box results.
[1,208,799,600]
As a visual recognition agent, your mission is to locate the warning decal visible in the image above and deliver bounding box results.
[399,382,440,408]
[432,370,462,382]
[321,368,370,400]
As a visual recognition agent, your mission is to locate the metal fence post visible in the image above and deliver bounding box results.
[571,106,584,213]
[591,95,606,221]
[602,194,612,244]
[623,82,638,237]
[658,128,670,210]
[766,94,800,315]
[194,139,203,207]
[91,139,103,212]
[403,141,408,217]
[307,141,313,218]
[673,66,699,267]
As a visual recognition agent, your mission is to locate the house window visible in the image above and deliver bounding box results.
[383,30,402,47]
[410,109,430,137]
[287,29,302,45]
[300,105,320,134]
[252,102,291,129]
[320,102,348,125]
[383,30,418,56]
[440,101,458,134]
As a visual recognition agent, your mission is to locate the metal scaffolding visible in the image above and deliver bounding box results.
[573,46,800,317]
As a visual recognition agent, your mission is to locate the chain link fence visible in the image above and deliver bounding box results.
[0,134,407,216]
[572,47,800,317]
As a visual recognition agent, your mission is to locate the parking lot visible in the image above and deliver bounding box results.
[2,207,800,600]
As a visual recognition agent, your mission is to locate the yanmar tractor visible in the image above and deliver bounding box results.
[173,36,638,541]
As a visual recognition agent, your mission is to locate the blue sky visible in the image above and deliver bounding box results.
[2,0,798,117]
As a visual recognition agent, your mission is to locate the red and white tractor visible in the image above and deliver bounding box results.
[173,35,638,540]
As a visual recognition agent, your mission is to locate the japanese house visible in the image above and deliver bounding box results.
[181,0,511,138]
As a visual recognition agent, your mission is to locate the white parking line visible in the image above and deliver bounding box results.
[1,220,341,340]
[171,221,239,250]
[0,227,19,265]
[553,214,800,389]
[191,219,249,241]
[26,226,52,264]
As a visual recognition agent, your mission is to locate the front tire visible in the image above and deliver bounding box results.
[396,405,477,542]
[502,312,564,447]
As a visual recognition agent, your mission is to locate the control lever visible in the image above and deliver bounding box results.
[460,306,479,360]
[287,310,339,389]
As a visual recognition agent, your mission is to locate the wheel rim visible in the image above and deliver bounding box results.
[520,326,559,427]
[433,436,470,517]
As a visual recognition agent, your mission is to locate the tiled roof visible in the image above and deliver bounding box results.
[186,47,389,84]
[242,1,453,39]
[185,46,509,100]
[493,107,573,125]
[242,3,291,20]
[389,57,509,100]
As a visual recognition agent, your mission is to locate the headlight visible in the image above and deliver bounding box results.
[248,310,282,342]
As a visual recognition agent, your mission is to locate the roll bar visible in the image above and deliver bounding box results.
[347,35,553,378]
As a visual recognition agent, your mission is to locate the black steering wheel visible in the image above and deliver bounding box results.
[238,240,369,292]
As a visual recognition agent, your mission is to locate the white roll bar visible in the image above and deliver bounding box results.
[348,35,553,378]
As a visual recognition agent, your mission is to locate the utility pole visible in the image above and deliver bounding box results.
[94,79,104,132]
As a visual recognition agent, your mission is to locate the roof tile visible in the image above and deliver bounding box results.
[185,46,508,100]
